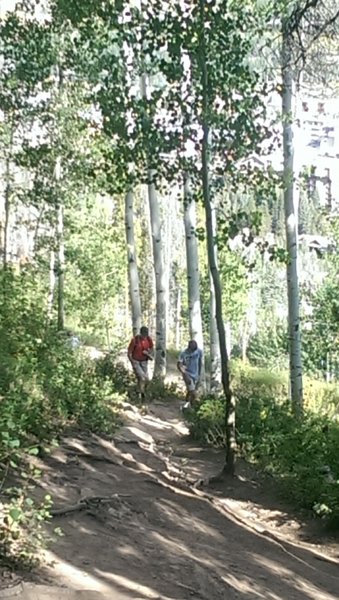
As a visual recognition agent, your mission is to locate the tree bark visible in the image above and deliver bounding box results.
[3,125,13,268]
[140,74,167,379]
[47,248,56,323]
[164,197,172,346]
[199,0,235,473]
[3,156,11,268]
[125,189,142,335]
[175,286,182,349]
[282,22,303,416]
[183,175,206,388]
[147,174,167,380]
[56,200,65,331]
[209,202,222,393]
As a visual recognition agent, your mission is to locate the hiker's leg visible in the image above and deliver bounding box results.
[183,374,196,407]
[140,361,149,400]
[132,361,145,397]
[190,388,198,406]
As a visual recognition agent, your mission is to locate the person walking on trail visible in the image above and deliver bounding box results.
[177,340,203,409]
[128,326,154,401]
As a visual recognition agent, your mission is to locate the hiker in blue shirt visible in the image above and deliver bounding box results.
[177,340,203,408]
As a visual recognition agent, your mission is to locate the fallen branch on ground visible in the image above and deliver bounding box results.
[51,493,131,517]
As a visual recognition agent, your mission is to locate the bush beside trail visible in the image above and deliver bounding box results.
[0,270,130,566]
[186,362,339,527]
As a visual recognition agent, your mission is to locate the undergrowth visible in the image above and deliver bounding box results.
[186,362,339,527]
[0,269,125,567]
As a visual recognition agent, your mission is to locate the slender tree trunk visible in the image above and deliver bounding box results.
[53,64,65,332]
[176,286,182,349]
[141,74,167,379]
[33,206,45,256]
[3,126,13,268]
[56,201,65,331]
[125,189,142,335]
[282,22,303,416]
[209,202,222,393]
[164,198,172,346]
[183,175,206,388]
[3,158,11,268]
[225,321,232,359]
[199,0,235,473]
[147,174,167,379]
[241,317,249,362]
[184,176,204,347]
[47,248,56,322]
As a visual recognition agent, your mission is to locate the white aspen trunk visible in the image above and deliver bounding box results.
[47,248,56,322]
[125,190,142,335]
[183,175,206,389]
[209,201,221,393]
[56,201,65,331]
[125,271,130,339]
[3,125,13,267]
[141,74,167,379]
[164,197,172,346]
[241,317,249,362]
[3,157,10,268]
[147,175,167,380]
[282,23,303,416]
[175,286,182,349]
[33,206,45,256]
[326,352,330,383]
[54,63,65,332]
[183,176,204,348]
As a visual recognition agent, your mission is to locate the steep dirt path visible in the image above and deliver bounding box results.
[2,399,339,600]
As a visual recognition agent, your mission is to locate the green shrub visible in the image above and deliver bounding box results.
[186,362,339,525]
[246,325,289,370]
[0,485,55,568]
[0,269,122,566]
[186,397,226,447]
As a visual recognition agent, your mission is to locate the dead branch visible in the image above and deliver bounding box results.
[51,493,131,517]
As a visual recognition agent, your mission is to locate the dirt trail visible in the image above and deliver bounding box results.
[2,399,339,600]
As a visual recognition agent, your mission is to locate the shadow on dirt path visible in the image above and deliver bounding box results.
[2,398,339,600]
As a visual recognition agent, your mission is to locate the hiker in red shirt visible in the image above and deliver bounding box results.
[128,326,154,400]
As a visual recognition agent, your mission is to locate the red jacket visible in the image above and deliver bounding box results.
[128,335,153,362]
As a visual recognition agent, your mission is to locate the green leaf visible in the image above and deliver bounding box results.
[9,507,23,522]
[8,439,20,449]
[28,447,39,456]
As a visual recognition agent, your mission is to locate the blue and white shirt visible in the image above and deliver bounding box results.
[179,348,203,381]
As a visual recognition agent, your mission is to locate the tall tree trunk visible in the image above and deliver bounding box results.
[47,248,56,323]
[3,157,11,268]
[241,317,249,362]
[209,202,222,393]
[199,0,235,473]
[183,175,206,388]
[33,206,45,256]
[282,22,303,416]
[3,125,13,268]
[125,189,142,335]
[164,197,172,346]
[147,175,167,380]
[56,201,65,331]
[141,74,167,379]
[225,321,232,360]
[175,286,182,349]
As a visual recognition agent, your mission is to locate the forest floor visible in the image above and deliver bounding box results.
[1,396,339,600]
